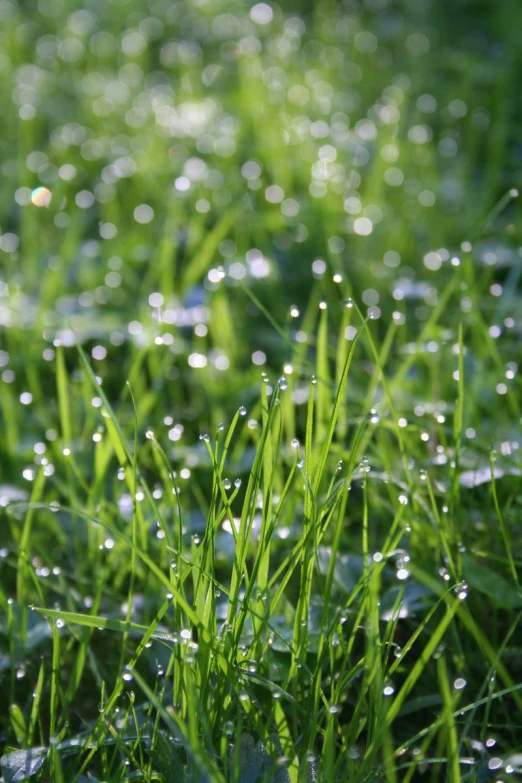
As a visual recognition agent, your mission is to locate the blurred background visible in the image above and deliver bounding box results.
[0,0,521,463]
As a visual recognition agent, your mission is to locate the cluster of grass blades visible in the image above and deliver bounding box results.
[2,290,522,782]
[1,0,522,779]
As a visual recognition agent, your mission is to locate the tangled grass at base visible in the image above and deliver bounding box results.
[1,0,522,780]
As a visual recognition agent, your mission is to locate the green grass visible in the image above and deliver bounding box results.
[1,0,522,781]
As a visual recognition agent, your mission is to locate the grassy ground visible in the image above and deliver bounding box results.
[1,0,522,780]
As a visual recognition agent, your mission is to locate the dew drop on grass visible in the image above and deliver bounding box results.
[224,721,234,736]
[223,478,231,490]
[453,677,466,690]
[359,456,371,474]
[329,705,339,714]
[199,433,209,441]
[454,581,468,600]
[383,683,395,696]
[218,422,225,432]
[234,478,242,489]
[370,409,380,424]
[343,298,354,309]
[398,493,408,505]
[247,660,257,673]
[297,459,305,469]
[238,405,247,415]
[419,469,427,481]
[291,438,299,449]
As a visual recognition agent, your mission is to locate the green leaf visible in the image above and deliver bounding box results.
[33,607,177,643]
[9,705,27,746]
[1,747,47,782]
[235,734,290,783]
[462,554,522,609]
[151,732,186,782]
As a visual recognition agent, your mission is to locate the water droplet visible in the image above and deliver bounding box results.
[454,581,468,600]
[359,456,371,474]
[370,408,380,424]
[238,405,247,416]
[223,478,231,490]
[419,469,427,481]
[297,459,305,469]
[329,705,339,714]
[383,683,395,696]
[191,534,200,546]
[343,298,354,309]
[234,478,242,489]
[291,438,299,449]
[310,375,317,385]
[218,422,225,432]
[199,433,209,441]
[398,493,408,505]
[453,677,466,690]
[278,375,288,390]
[224,721,235,736]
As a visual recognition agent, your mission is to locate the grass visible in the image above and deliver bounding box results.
[1,0,522,780]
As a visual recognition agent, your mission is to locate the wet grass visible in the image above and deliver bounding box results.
[1,0,522,781]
